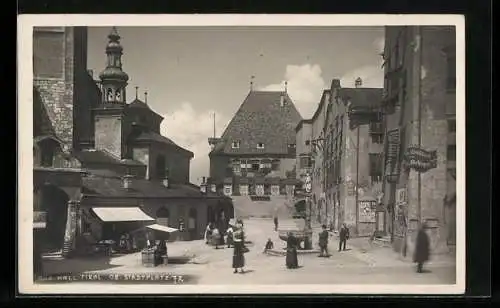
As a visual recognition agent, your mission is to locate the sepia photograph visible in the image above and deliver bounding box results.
[18,14,465,294]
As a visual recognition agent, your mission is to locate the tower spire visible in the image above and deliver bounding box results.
[135,86,139,99]
[213,112,216,138]
[144,91,148,104]
[99,27,129,104]
[284,80,288,93]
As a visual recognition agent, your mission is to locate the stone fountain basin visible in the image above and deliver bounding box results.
[278,230,309,243]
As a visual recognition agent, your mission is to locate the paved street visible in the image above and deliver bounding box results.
[42,218,456,285]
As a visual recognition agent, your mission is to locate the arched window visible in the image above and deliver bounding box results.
[37,137,61,168]
[188,208,197,230]
[156,207,170,226]
[155,155,166,180]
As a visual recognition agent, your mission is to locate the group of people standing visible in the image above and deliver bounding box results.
[204,220,248,274]
[318,223,350,258]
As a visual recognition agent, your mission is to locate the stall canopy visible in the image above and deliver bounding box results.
[145,224,179,233]
[92,207,155,222]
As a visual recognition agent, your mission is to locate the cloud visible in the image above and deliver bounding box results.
[339,36,385,88]
[259,64,327,119]
[160,102,229,184]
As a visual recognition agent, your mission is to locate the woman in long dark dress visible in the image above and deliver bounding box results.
[286,232,299,269]
[232,225,245,273]
[413,222,430,273]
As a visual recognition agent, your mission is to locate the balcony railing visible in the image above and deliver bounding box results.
[33,211,47,229]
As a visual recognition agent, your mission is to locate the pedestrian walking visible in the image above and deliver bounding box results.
[274,216,279,231]
[204,223,212,244]
[339,223,350,252]
[226,225,234,248]
[232,223,246,273]
[285,232,299,269]
[212,227,221,249]
[318,224,330,257]
[413,222,431,273]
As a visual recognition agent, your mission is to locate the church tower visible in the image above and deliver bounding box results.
[98,27,129,105]
[93,27,130,159]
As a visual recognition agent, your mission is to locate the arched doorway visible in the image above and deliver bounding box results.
[156,207,170,226]
[40,185,69,253]
[188,208,197,240]
[35,137,63,168]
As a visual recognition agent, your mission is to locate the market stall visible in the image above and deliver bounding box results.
[133,224,179,267]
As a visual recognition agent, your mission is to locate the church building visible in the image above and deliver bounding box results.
[33,27,233,267]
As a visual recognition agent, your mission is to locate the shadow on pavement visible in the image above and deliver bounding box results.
[41,256,121,276]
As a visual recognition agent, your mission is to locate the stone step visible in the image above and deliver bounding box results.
[264,248,321,256]
[372,236,392,248]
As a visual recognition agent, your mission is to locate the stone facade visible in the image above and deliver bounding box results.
[33,27,87,150]
[95,115,123,158]
[304,81,383,235]
[381,26,456,257]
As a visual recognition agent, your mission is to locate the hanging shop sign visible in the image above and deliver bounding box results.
[404,145,438,172]
[396,187,407,206]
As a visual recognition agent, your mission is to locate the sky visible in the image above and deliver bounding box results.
[87,26,385,184]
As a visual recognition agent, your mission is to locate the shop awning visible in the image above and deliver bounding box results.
[145,224,179,233]
[92,207,155,222]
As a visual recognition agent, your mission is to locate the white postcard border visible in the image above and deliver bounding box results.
[17,14,466,295]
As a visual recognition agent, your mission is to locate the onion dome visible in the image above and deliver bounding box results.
[99,27,129,82]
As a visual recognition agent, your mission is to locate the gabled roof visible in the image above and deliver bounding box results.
[127,99,164,120]
[210,91,303,156]
[74,149,145,166]
[132,131,194,158]
[128,98,150,109]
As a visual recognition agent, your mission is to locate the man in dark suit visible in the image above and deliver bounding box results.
[339,223,350,252]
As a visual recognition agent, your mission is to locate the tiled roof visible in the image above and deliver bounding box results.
[339,88,383,108]
[211,91,303,156]
[132,132,194,157]
[128,99,150,109]
[74,149,145,166]
[82,173,226,199]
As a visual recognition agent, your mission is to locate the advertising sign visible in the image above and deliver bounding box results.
[358,200,376,223]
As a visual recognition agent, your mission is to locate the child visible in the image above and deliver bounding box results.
[263,238,274,253]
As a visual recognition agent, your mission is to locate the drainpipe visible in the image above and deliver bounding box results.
[417,26,423,227]
[355,125,360,235]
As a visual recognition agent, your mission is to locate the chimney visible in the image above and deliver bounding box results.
[355,77,363,88]
[331,79,341,89]
[280,93,286,107]
[122,175,134,189]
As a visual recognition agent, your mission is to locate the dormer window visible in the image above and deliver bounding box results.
[257,143,265,149]
[231,141,240,149]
